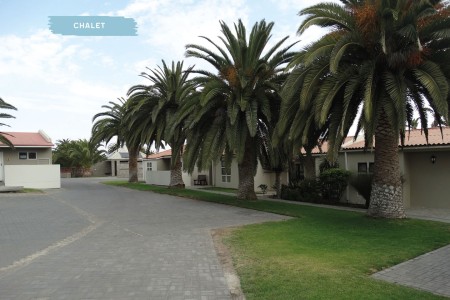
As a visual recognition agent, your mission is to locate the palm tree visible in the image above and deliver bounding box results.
[282,0,450,218]
[275,65,331,179]
[92,98,141,182]
[53,139,106,177]
[182,19,296,200]
[0,97,17,147]
[127,60,197,188]
[68,139,106,176]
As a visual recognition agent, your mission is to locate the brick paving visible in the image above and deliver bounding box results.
[372,244,450,297]
[0,178,288,300]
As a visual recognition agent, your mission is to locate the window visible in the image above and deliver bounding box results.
[147,162,152,171]
[357,163,367,174]
[19,151,37,160]
[358,162,374,174]
[221,160,231,182]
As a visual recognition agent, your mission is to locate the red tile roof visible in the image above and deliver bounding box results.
[0,131,53,147]
[310,127,450,154]
[309,136,354,154]
[146,149,172,159]
[344,127,450,150]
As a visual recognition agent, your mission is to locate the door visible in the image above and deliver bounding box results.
[0,152,4,181]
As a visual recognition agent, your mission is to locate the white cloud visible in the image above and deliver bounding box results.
[0,30,126,141]
[271,0,341,11]
[112,0,249,61]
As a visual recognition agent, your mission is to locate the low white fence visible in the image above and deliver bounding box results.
[5,165,61,189]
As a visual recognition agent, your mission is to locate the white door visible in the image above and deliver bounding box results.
[0,152,3,181]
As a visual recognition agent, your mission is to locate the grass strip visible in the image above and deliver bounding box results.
[199,186,238,194]
[103,180,319,217]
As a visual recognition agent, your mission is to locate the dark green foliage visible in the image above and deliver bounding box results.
[319,168,351,204]
[53,139,106,176]
[349,174,373,208]
[319,158,340,174]
[281,179,321,202]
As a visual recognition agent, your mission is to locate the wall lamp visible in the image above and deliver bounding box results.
[431,154,436,164]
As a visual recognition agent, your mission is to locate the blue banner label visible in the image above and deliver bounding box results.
[49,16,137,36]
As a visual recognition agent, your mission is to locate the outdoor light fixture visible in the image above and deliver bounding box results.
[431,154,436,164]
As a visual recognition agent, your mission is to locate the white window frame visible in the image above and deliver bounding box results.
[221,160,231,183]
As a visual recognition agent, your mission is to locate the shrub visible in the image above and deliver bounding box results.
[319,168,351,204]
[258,184,268,194]
[280,179,321,202]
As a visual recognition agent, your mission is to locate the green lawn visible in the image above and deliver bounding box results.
[200,186,237,194]
[104,181,450,299]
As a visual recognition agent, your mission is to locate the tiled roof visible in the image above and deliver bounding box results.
[344,127,450,150]
[310,136,354,154]
[146,149,172,159]
[308,127,450,154]
[0,131,53,147]
[310,127,450,154]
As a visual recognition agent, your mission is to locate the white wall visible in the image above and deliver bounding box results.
[145,170,171,185]
[213,159,288,191]
[5,165,61,189]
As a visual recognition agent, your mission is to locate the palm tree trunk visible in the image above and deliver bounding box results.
[237,139,257,200]
[128,146,139,183]
[368,114,406,218]
[169,150,185,188]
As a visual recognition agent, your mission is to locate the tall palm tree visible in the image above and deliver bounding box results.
[281,0,450,218]
[127,60,196,188]
[182,19,296,200]
[92,98,142,182]
[0,97,17,147]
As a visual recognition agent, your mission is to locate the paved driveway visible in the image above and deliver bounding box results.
[0,178,288,300]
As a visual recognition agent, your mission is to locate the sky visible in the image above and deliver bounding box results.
[0,0,335,146]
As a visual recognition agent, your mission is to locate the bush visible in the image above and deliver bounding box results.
[319,158,339,174]
[349,174,373,208]
[258,184,268,194]
[319,168,351,204]
[280,179,321,203]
